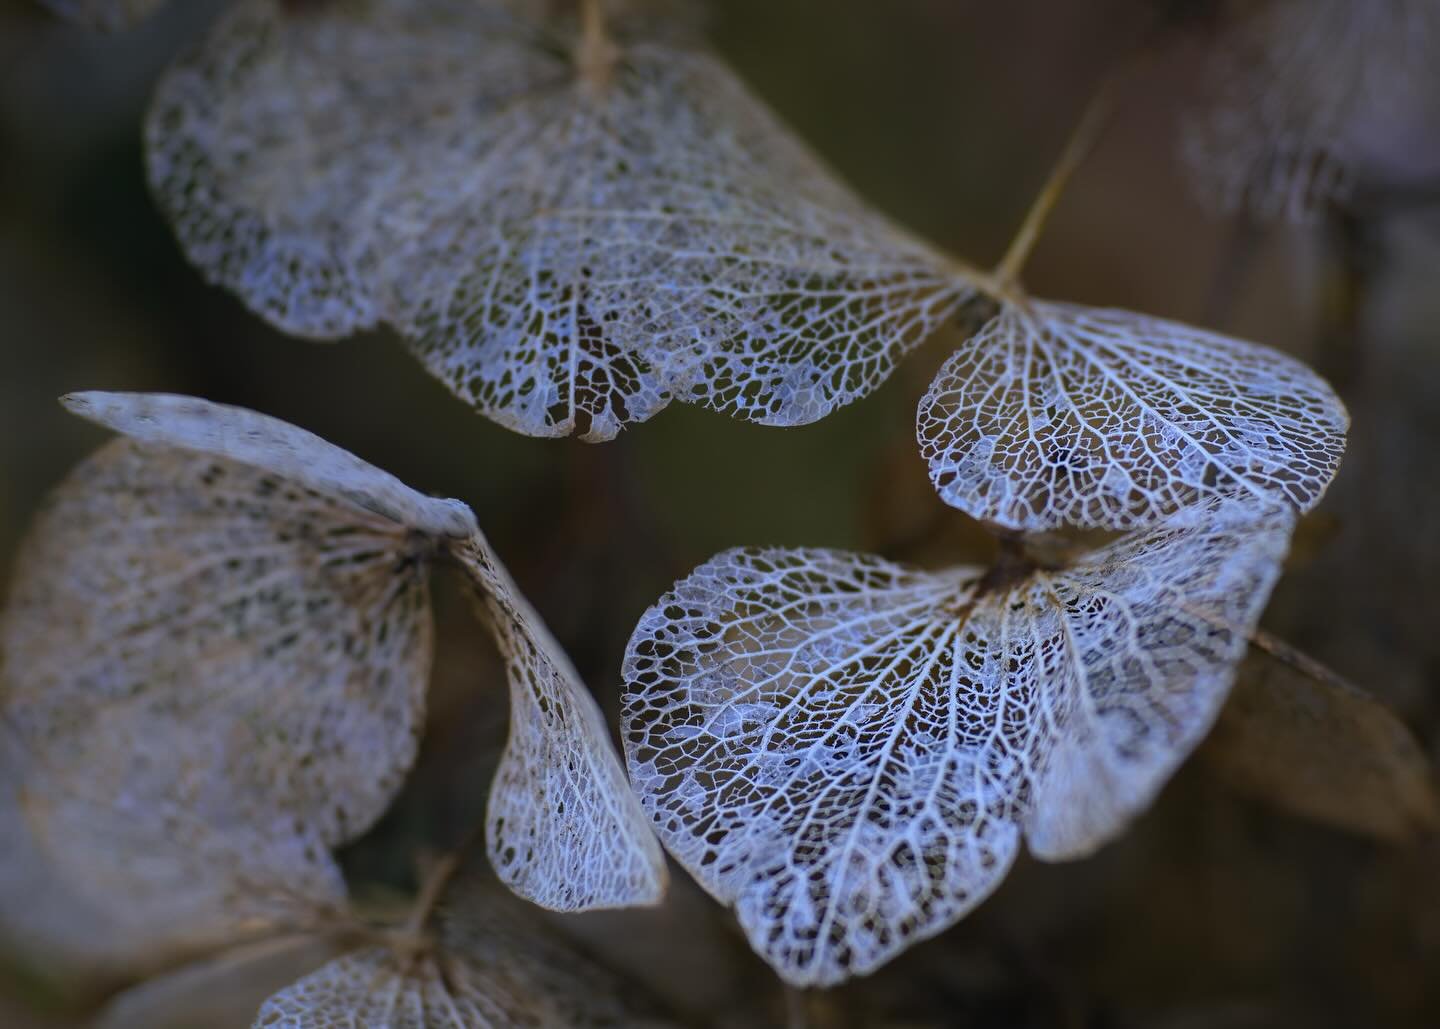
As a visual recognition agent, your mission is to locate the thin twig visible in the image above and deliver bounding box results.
[1173,592,1368,701]
[580,0,605,44]
[1170,597,1364,698]
[403,851,465,937]
[1248,627,1367,699]
[993,66,1128,290]
[577,0,618,92]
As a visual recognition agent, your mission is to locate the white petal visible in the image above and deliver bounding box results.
[455,535,667,911]
[62,391,476,538]
[0,437,439,964]
[622,547,1014,986]
[252,881,679,1027]
[917,301,1346,531]
[3,439,435,845]
[1017,501,1295,858]
[145,0,968,439]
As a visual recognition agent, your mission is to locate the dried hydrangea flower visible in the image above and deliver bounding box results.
[0,392,663,970]
[146,0,978,439]
[252,877,680,1028]
[622,499,1294,985]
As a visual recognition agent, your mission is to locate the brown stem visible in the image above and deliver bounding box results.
[1247,627,1366,699]
[994,67,1127,290]
[401,813,491,939]
[576,0,619,92]
[1171,596,1366,698]
[974,531,1039,598]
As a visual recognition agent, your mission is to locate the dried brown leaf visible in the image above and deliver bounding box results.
[1202,653,1440,842]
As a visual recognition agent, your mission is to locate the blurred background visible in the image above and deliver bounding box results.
[3,0,1440,1025]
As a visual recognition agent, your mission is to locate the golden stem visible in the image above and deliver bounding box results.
[580,0,605,46]
[1248,627,1364,698]
[399,815,489,941]
[403,850,464,937]
[948,257,1010,302]
[1169,595,1362,697]
[577,0,618,92]
[993,67,1126,291]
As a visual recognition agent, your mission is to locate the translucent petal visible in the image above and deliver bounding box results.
[0,436,435,964]
[380,45,967,438]
[252,882,678,1027]
[3,726,346,975]
[1016,501,1294,858]
[454,537,667,911]
[2,439,435,847]
[1179,0,1440,220]
[916,301,1347,532]
[0,733,128,974]
[62,391,476,539]
[620,501,1294,985]
[146,0,967,439]
[621,547,1014,985]
[95,933,343,1029]
[144,0,552,340]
